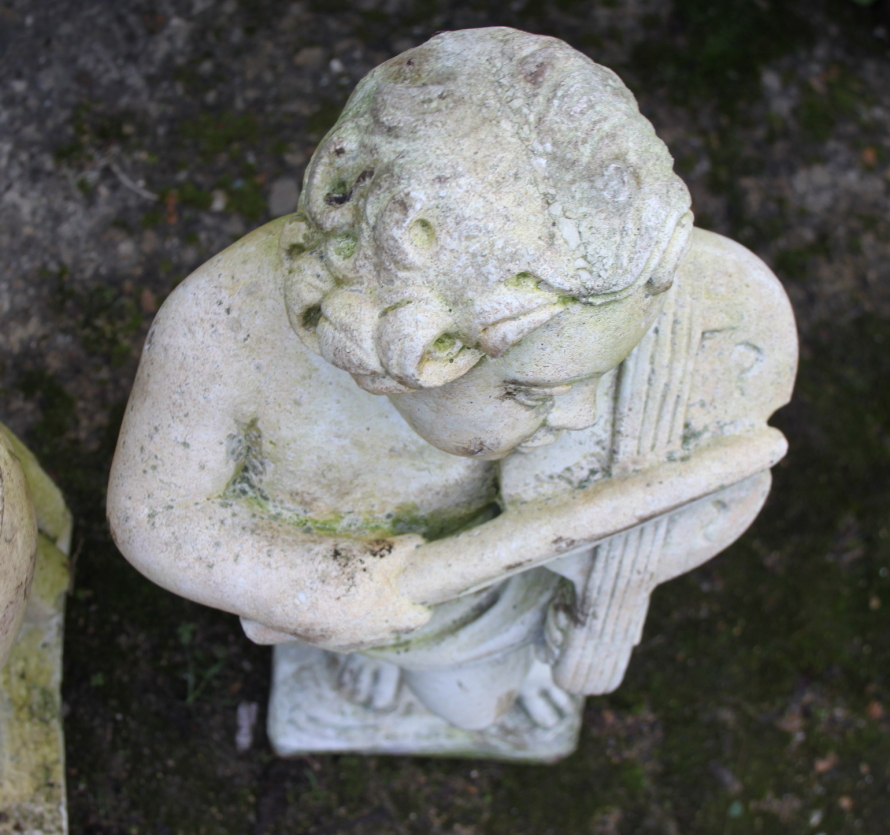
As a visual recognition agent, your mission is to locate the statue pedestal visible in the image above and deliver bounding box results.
[268,643,583,762]
[106,29,797,765]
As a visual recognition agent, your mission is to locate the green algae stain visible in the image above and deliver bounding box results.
[30,536,71,608]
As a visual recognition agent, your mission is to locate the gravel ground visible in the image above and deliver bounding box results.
[2,1,890,833]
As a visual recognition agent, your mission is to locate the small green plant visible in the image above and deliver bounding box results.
[54,101,138,165]
[140,208,164,229]
[177,622,227,705]
[796,64,870,141]
[218,175,266,222]
[178,111,259,162]
[48,271,143,367]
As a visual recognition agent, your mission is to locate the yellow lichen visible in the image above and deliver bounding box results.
[0,423,69,834]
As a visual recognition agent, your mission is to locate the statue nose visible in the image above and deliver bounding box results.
[545,378,600,431]
[316,289,385,377]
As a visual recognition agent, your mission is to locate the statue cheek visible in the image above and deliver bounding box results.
[282,251,335,355]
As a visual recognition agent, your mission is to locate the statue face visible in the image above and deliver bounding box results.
[388,286,664,459]
[283,33,692,397]
[281,29,693,451]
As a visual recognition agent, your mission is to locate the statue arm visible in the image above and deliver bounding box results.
[107,278,430,653]
[402,229,796,607]
[400,427,786,606]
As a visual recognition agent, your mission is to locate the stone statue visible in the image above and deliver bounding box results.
[0,428,37,671]
[0,423,72,832]
[108,28,797,760]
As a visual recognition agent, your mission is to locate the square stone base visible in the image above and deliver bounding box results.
[268,642,583,762]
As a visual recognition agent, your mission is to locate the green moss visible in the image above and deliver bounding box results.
[224,418,268,502]
[505,272,540,290]
[773,233,831,282]
[178,111,259,162]
[795,64,871,141]
[54,140,87,164]
[0,627,65,813]
[48,281,143,367]
[140,208,164,229]
[331,235,357,259]
[17,370,77,453]
[431,333,459,356]
[53,101,138,166]
[630,0,812,110]
[306,97,347,138]
[176,181,213,211]
[391,499,501,541]
[223,177,266,222]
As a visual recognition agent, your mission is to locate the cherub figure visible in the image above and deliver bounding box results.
[108,28,796,760]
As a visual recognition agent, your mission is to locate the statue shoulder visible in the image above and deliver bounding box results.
[152,218,291,345]
[678,227,798,435]
[682,228,797,365]
[123,217,331,445]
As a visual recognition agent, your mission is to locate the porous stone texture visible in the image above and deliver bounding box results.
[108,29,796,760]
[0,424,72,834]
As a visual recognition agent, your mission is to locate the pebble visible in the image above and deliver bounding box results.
[268,177,300,217]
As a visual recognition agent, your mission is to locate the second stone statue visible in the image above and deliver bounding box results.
[107,27,797,760]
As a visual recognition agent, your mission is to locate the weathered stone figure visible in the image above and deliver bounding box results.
[0,430,37,671]
[1,424,72,832]
[108,28,796,760]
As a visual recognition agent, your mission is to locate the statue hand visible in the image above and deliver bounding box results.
[242,533,432,653]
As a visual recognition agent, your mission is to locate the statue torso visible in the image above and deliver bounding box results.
[160,220,498,541]
[144,222,792,548]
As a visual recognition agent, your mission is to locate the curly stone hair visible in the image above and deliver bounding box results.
[281,27,692,394]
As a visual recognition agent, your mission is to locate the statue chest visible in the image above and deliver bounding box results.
[226,360,499,540]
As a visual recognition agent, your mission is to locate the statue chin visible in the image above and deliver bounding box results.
[515,425,563,453]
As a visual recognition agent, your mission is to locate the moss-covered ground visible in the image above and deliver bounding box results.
[3,0,890,832]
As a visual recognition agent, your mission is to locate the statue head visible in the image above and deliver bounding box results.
[281,27,692,459]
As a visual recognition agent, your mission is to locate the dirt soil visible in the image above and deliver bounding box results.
[2,0,890,833]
